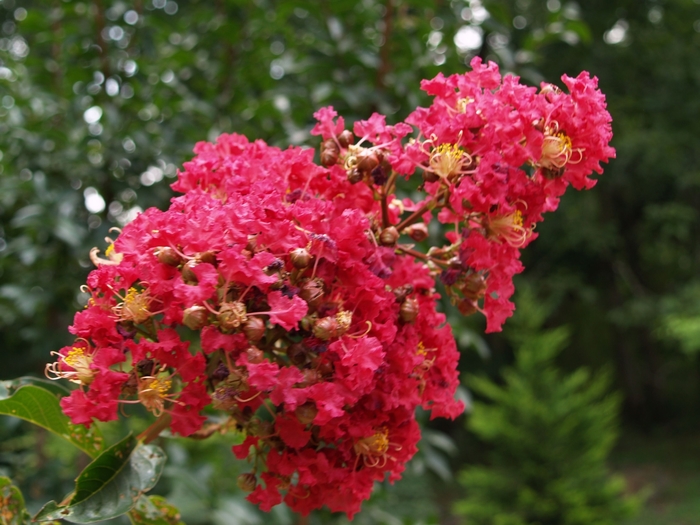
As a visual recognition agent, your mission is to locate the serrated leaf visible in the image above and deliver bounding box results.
[0,377,103,458]
[33,435,167,524]
[0,476,32,525]
[128,495,185,525]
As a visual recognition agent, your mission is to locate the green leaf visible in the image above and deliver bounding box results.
[128,495,185,525]
[0,377,103,458]
[34,435,167,523]
[0,476,32,525]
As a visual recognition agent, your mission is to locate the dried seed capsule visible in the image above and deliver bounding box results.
[290,247,311,269]
[379,226,399,247]
[399,297,419,323]
[154,246,181,266]
[183,305,208,330]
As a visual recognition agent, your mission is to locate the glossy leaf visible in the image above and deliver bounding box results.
[0,377,103,458]
[128,495,185,525]
[0,476,32,525]
[33,435,166,523]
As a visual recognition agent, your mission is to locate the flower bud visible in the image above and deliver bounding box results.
[181,260,199,283]
[379,226,399,247]
[357,150,380,173]
[321,148,339,167]
[313,316,339,340]
[322,138,339,153]
[245,346,264,364]
[154,246,181,267]
[295,402,318,425]
[237,473,257,492]
[405,223,429,242]
[461,274,487,301]
[347,168,363,184]
[197,251,217,265]
[337,129,354,148]
[457,298,479,316]
[183,305,208,330]
[399,297,419,323]
[299,278,324,308]
[243,316,266,343]
[290,247,311,269]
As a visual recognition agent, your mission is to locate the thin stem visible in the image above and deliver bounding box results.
[395,186,450,232]
[138,413,172,444]
[396,245,450,268]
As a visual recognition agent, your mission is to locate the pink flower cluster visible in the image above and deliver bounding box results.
[47,58,613,518]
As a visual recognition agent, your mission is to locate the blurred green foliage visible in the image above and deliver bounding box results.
[1,0,699,522]
[455,289,640,524]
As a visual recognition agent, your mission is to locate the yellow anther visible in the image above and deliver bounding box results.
[336,310,352,332]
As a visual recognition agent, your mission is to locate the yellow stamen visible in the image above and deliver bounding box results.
[354,428,390,457]
[429,143,466,180]
[485,210,532,247]
[114,287,152,324]
[138,376,173,416]
[336,310,352,332]
[45,346,95,385]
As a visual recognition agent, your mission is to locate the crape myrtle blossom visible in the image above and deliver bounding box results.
[47,58,613,518]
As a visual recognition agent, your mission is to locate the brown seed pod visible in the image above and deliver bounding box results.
[337,129,355,148]
[183,305,208,330]
[379,226,399,247]
[154,246,181,267]
[312,316,338,340]
[290,247,312,269]
[399,297,419,323]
